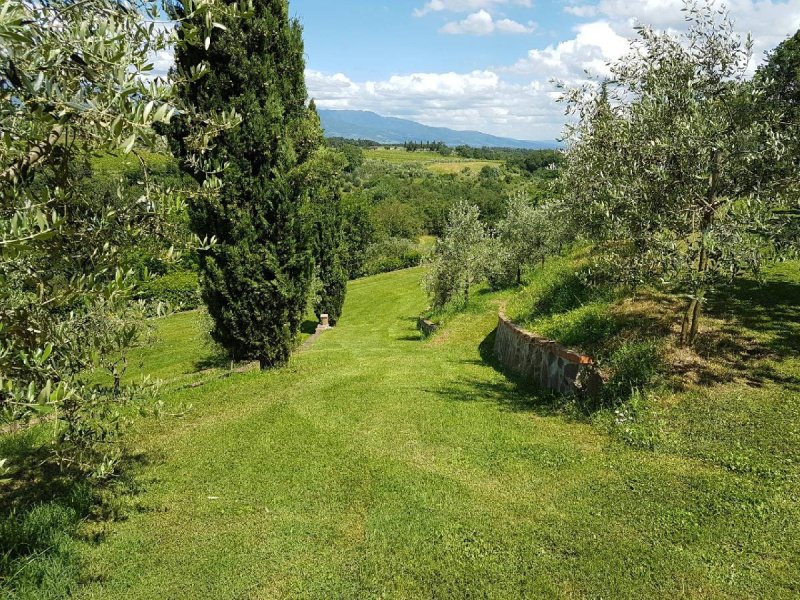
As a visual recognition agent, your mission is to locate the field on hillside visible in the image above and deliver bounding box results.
[3,261,792,598]
[365,147,503,174]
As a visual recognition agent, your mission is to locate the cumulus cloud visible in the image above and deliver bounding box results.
[440,9,536,35]
[506,21,629,80]
[564,0,800,69]
[413,0,531,17]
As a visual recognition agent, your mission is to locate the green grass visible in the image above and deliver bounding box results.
[364,148,502,174]
[3,261,798,598]
[49,263,799,598]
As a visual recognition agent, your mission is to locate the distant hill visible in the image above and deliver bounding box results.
[317,109,558,150]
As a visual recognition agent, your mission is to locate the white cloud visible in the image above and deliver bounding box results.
[440,9,535,35]
[148,1,800,142]
[413,0,531,17]
[564,5,599,17]
[506,21,629,80]
[565,0,800,70]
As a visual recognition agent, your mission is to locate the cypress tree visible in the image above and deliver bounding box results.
[169,0,322,367]
[294,104,348,326]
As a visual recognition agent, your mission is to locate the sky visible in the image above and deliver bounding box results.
[289,0,800,141]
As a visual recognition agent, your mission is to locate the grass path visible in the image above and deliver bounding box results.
[75,268,798,599]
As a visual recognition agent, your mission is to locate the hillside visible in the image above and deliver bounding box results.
[9,262,781,598]
[318,109,558,149]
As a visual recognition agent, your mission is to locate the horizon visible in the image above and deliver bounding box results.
[318,108,558,144]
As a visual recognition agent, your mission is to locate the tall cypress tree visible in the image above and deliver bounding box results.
[169,0,322,367]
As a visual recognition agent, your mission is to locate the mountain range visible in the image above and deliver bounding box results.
[318,109,558,149]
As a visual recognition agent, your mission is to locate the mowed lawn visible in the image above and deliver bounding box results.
[75,267,799,599]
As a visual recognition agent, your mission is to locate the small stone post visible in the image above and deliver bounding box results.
[320,313,330,329]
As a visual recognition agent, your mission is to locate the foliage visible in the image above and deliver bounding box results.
[170,0,322,367]
[340,194,376,278]
[136,270,201,312]
[754,29,800,253]
[372,200,423,239]
[86,153,198,277]
[299,146,348,325]
[403,140,450,154]
[560,0,795,346]
[424,202,486,310]
[486,192,563,289]
[0,0,236,474]
[602,340,663,406]
[363,237,423,276]
[351,160,509,235]
[757,29,800,132]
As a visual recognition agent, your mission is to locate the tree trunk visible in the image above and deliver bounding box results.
[681,150,719,347]
[687,296,703,346]
[680,299,696,346]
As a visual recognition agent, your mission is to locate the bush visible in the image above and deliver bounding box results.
[362,238,422,276]
[137,270,201,311]
[603,340,663,405]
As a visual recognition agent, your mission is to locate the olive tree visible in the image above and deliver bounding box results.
[487,191,563,288]
[0,0,240,475]
[754,30,800,255]
[424,201,486,310]
[560,0,793,347]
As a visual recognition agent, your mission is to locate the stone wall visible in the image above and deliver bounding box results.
[417,317,439,337]
[493,312,602,397]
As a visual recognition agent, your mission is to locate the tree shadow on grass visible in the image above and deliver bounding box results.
[0,429,164,592]
[396,316,424,342]
[300,319,319,336]
[596,283,800,392]
[684,277,800,390]
[707,277,800,354]
[193,352,231,372]
[398,334,423,342]
[427,328,577,418]
[0,430,161,519]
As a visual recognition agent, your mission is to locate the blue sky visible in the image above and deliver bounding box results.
[286,0,800,141]
[292,1,575,80]
[150,1,800,141]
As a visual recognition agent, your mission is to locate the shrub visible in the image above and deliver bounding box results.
[363,238,422,276]
[603,340,663,405]
[137,270,201,311]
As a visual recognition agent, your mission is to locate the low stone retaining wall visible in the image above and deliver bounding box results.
[493,312,602,397]
[417,318,439,337]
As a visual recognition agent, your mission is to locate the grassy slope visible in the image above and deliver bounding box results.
[73,267,799,599]
[364,148,502,174]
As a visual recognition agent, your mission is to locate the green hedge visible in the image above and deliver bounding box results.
[362,238,422,276]
[137,270,201,311]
